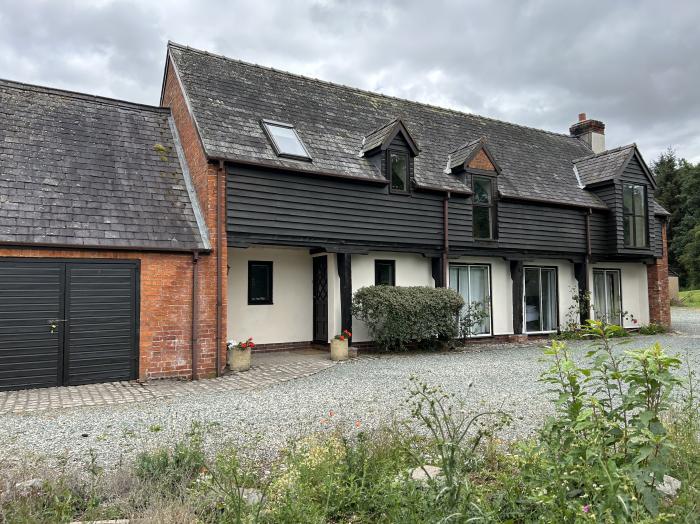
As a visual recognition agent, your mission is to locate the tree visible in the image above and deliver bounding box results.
[653,149,700,289]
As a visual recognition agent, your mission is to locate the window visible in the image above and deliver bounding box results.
[593,269,622,325]
[261,120,311,160]
[623,184,647,248]
[248,261,273,305]
[449,264,491,336]
[524,267,558,333]
[473,176,494,240]
[375,260,396,286]
[389,150,409,192]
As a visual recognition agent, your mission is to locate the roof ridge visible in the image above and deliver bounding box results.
[573,143,636,164]
[363,116,399,138]
[449,136,484,155]
[167,41,582,141]
[0,78,170,114]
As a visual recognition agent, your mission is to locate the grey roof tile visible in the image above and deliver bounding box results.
[0,79,206,251]
[168,43,609,208]
[573,144,636,187]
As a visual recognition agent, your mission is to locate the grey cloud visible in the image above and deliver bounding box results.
[1,0,698,162]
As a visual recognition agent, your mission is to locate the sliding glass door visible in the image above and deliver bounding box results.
[449,264,491,336]
[593,269,622,325]
[524,267,558,333]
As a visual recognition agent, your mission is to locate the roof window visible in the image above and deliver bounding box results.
[262,120,311,160]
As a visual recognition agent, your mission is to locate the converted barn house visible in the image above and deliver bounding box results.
[0,42,671,390]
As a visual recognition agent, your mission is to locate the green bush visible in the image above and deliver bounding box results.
[638,323,669,335]
[352,285,464,351]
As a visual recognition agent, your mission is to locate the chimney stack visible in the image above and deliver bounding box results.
[570,113,605,154]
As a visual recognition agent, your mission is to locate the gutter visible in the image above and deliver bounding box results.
[191,250,200,380]
[216,160,225,377]
[442,191,451,286]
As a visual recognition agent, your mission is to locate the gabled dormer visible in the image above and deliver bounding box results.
[446,137,501,241]
[360,118,419,194]
[573,144,658,254]
[445,137,501,178]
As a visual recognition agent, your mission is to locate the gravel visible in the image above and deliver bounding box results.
[1,309,698,473]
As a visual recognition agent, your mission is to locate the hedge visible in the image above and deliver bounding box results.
[351,285,464,351]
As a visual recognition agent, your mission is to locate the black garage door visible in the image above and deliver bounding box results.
[0,260,139,391]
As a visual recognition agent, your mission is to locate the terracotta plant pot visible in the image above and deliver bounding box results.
[330,339,349,361]
[228,347,251,371]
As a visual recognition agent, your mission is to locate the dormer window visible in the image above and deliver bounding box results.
[623,183,647,248]
[473,176,495,240]
[262,120,311,160]
[389,150,409,192]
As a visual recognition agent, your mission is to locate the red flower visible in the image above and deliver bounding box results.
[329,409,335,417]
[339,335,345,341]
[249,342,256,348]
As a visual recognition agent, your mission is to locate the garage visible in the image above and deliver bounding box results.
[0,260,139,391]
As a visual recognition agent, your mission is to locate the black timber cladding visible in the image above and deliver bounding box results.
[230,165,602,255]
[0,259,139,391]
[0,79,205,251]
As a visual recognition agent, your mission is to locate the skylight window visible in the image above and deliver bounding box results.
[262,120,311,160]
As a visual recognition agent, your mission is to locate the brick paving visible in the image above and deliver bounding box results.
[0,349,339,415]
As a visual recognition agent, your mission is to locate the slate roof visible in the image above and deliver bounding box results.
[573,144,637,187]
[167,42,612,208]
[0,79,207,251]
[361,118,400,154]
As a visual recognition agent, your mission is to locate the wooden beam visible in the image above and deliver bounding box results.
[431,257,444,287]
[510,260,524,335]
[574,261,590,325]
[337,253,353,344]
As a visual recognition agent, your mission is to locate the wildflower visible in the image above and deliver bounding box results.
[320,418,328,425]
[583,504,590,513]
[329,409,335,417]
[355,420,361,428]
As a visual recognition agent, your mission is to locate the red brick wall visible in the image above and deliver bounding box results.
[468,149,495,171]
[647,222,671,327]
[162,57,227,378]
[0,247,194,380]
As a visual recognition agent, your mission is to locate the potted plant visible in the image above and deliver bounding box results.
[330,329,351,361]
[227,337,254,372]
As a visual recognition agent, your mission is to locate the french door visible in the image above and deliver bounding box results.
[523,267,558,333]
[448,264,491,336]
[593,269,622,325]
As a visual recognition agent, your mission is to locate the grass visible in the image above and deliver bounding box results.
[678,289,700,308]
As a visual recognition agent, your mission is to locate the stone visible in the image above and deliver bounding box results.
[410,465,443,481]
[14,478,44,496]
[240,488,263,505]
[656,475,681,498]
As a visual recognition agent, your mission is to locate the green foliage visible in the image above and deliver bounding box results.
[678,289,700,308]
[352,285,464,351]
[530,320,683,521]
[134,423,206,493]
[653,149,700,288]
[638,323,669,335]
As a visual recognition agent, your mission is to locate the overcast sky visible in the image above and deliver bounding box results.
[1,0,698,163]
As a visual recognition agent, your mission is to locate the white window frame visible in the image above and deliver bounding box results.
[449,263,492,337]
[261,119,312,161]
[522,266,559,334]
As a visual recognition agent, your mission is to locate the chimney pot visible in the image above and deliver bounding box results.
[578,112,587,122]
[570,114,605,154]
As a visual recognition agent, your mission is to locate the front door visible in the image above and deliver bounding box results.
[312,256,328,343]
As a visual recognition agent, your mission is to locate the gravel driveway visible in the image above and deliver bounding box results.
[1,309,699,472]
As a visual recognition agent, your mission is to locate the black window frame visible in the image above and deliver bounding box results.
[260,119,312,161]
[472,175,496,240]
[374,259,396,286]
[388,149,410,194]
[622,183,648,248]
[247,261,273,305]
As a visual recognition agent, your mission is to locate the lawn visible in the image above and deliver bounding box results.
[679,289,700,308]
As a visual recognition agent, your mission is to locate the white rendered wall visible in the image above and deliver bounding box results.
[448,256,513,336]
[524,259,578,331]
[350,252,435,342]
[589,262,650,327]
[227,247,313,344]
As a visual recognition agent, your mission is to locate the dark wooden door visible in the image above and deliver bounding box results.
[0,259,139,391]
[312,256,328,343]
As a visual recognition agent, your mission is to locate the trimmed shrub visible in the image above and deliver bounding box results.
[352,286,464,351]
